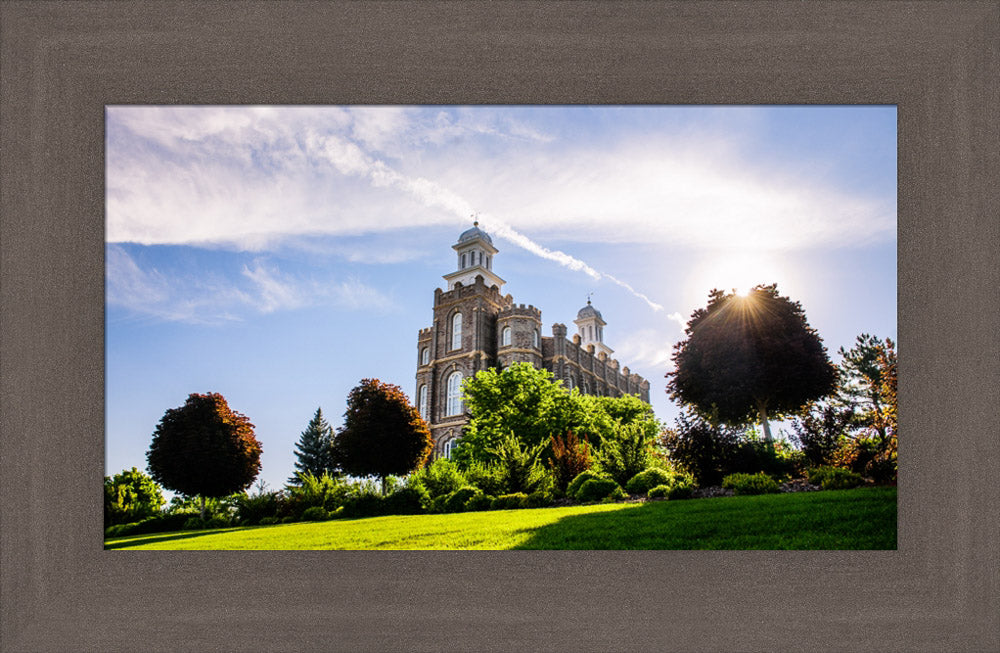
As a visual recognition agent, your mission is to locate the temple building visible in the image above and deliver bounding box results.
[415,223,650,457]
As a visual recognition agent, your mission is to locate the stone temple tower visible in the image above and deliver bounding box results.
[417,222,650,458]
[414,223,511,458]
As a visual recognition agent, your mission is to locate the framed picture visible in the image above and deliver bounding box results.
[2,2,996,650]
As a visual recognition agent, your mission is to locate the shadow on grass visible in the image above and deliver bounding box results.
[511,487,898,550]
[104,527,253,550]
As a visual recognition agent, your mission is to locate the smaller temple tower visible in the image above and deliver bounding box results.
[573,299,614,358]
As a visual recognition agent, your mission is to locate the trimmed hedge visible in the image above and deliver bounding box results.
[808,466,864,490]
[491,493,528,510]
[576,478,622,503]
[625,468,674,495]
[722,472,780,496]
[566,470,608,499]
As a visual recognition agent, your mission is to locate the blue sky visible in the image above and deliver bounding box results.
[106,105,897,491]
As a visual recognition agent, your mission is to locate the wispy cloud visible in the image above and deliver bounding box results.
[107,245,393,324]
[613,328,680,371]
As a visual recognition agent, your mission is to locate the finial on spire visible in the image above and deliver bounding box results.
[586,292,593,305]
[471,212,479,227]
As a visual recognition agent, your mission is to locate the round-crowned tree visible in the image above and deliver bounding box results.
[667,284,837,441]
[104,467,166,527]
[333,379,433,493]
[146,392,262,517]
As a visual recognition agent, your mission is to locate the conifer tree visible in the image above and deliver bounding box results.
[288,407,337,484]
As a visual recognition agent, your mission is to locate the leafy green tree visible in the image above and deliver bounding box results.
[837,334,895,443]
[104,467,166,527]
[667,284,837,440]
[659,410,747,487]
[289,407,338,484]
[333,378,433,493]
[146,392,262,518]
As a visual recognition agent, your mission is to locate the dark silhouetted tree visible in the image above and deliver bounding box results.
[288,407,338,484]
[146,392,262,518]
[667,284,837,440]
[333,379,433,493]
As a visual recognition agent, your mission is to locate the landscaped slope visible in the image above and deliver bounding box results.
[105,487,896,551]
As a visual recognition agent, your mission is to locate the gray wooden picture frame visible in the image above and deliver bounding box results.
[2,2,997,651]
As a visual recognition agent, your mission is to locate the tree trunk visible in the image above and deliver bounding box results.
[756,400,773,442]
[200,495,206,520]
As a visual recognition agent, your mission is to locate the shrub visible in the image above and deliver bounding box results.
[722,473,780,496]
[383,487,427,515]
[442,486,483,513]
[235,481,282,525]
[667,478,695,500]
[104,467,167,527]
[491,493,528,510]
[647,484,671,499]
[280,515,297,524]
[576,478,622,503]
[259,516,279,526]
[183,516,206,530]
[522,491,553,509]
[604,486,628,502]
[547,431,593,493]
[461,461,506,497]
[280,472,350,520]
[595,421,655,487]
[204,515,231,529]
[487,434,551,495]
[341,491,386,518]
[300,506,329,521]
[465,493,495,512]
[625,468,674,495]
[566,470,608,499]
[659,412,747,486]
[407,458,467,499]
[808,466,864,490]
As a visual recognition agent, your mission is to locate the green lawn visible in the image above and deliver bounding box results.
[105,486,896,550]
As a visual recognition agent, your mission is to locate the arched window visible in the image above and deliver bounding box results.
[446,371,463,416]
[418,384,428,420]
[444,438,459,459]
[420,347,429,365]
[461,253,467,269]
[451,312,462,350]
[501,326,511,346]
[533,329,540,348]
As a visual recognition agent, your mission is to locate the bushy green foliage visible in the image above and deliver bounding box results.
[461,460,506,496]
[465,492,496,512]
[522,490,553,509]
[596,421,656,486]
[234,480,281,525]
[605,486,628,502]
[183,516,206,530]
[281,471,351,519]
[146,393,262,512]
[547,431,593,493]
[790,399,854,467]
[491,493,529,510]
[105,512,193,537]
[300,506,329,521]
[576,478,622,503]
[334,378,434,490]
[647,484,671,499]
[566,470,608,499]
[486,433,551,495]
[259,516,279,526]
[666,479,695,500]
[407,458,467,499]
[440,486,483,513]
[204,515,231,529]
[383,487,427,515]
[722,472,780,496]
[104,467,166,527]
[340,490,386,518]
[456,363,660,465]
[625,468,674,495]
[808,466,864,490]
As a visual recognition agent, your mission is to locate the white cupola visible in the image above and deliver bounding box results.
[574,299,614,357]
[442,221,506,291]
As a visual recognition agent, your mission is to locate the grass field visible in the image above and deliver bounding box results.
[105,486,896,550]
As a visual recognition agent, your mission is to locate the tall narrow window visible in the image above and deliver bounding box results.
[446,371,463,415]
[421,347,429,365]
[461,253,467,269]
[444,438,459,459]
[501,326,511,346]
[451,312,462,350]
[533,329,540,348]
[418,384,428,420]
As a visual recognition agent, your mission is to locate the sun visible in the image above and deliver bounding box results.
[688,251,783,302]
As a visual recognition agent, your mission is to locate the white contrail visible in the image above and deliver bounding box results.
[316,135,664,313]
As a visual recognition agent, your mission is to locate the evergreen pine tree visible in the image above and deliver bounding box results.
[289,407,337,484]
